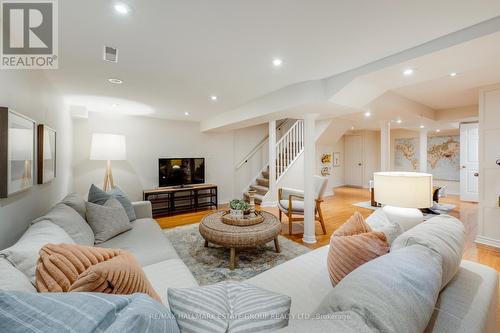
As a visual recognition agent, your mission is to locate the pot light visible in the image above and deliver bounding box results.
[210,95,218,101]
[351,126,355,130]
[272,58,283,67]
[364,111,371,117]
[107,78,123,84]
[436,129,441,132]
[420,125,425,129]
[114,3,130,15]
[396,119,402,124]
[403,68,414,76]
[449,72,457,77]
[184,112,190,116]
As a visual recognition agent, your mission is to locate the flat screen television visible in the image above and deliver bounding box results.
[159,158,205,187]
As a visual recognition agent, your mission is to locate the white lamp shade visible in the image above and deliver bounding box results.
[90,133,126,161]
[374,171,433,208]
[9,128,33,161]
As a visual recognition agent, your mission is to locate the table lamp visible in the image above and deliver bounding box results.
[373,171,433,229]
[90,133,126,192]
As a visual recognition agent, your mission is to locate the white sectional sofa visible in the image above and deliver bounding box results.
[1,197,498,332]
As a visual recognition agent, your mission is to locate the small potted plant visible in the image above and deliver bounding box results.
[229,199,249,219]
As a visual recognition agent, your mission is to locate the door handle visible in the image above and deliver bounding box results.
[357,163,362,166]
[461,166,466,169]
[474,172,479,177]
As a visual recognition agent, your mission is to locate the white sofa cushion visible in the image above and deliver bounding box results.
[143,259,199,306]
[0,221,74,283]
[382,205,423,232]
[392,215,465,289]
[61,193,87,220]
[365,208,404,245]
[98,218,179,266]
[315,245,443,333]
[425,260,498,333]
[32,203,94,245]
[0,258,36,292]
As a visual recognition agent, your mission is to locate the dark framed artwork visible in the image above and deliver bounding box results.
[37,125,56,184]
[0,107,36,198]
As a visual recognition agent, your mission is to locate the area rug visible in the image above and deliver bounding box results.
[352,201,378,211]
[164,223,310,285]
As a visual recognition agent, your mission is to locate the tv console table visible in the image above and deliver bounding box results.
[143,184,218,217]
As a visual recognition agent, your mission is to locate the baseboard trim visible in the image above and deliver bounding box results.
[475,236,500,249]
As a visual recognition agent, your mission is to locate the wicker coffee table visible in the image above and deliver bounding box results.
[199,211,282,270]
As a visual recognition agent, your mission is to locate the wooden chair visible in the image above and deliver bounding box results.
[278,176,328,235]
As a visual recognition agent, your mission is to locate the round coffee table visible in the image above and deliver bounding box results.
[199,211,282,270]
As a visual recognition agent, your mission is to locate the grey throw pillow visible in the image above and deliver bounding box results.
[88,184,137,221]
[85,198,132,244]
[168,281,291,333]
[61,193,87,220]
[32,203,95,245]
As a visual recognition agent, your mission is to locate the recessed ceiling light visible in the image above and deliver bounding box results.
[403,68,414,76]
[449,72,457,77]
[436,129,441,132]
[107,78,123,84]
[364,111,371,117]
[210,95,218,101]
[396,119,402,124]
[272,58,283,67]
[114,3,130,15]
[184,112,190,116]
[351,126,355,130]
[420,125,425,129]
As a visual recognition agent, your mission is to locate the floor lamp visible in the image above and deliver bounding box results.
[90,133,126,192]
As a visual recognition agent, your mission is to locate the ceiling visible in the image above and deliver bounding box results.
[48,0,500,122]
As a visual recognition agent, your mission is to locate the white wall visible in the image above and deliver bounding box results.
[477,85,500,248]
[390,128,460,194]
[72,113,269,204]
[0,72,73,249]
[317,136,345,195]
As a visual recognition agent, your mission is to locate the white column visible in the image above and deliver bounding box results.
[303,113,318,244]
[419,129,428,172]
[268,120,277,203]
[380,121,391,171]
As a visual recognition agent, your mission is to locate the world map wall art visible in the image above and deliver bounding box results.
[394,135,460,181]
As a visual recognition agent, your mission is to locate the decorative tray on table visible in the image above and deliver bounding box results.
[221,211,264,226]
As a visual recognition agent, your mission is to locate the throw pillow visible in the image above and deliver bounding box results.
[61,193,87,220]
[88,184,137,221]
[365,208,404,245]
[0,221,75,283]
[32,203,95,245]
[327,212,389,286]
[36,243,160,301]
[168,281,291,333]
[391,214,465,290]
[316,245,443,333]
[0,291,179,333]
[86,198,132,244]
[0,258,37,292]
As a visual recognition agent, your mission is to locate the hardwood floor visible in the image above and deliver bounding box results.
[157,186,500,322]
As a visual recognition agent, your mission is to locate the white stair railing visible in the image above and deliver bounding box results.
[276,120,304,180]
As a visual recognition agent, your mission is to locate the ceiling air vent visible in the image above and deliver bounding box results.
[104,46,118,63]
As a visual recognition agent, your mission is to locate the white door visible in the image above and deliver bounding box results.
[346,135,364,187]
[460,123,479,202]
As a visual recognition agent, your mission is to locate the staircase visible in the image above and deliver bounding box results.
[242,120,304,205]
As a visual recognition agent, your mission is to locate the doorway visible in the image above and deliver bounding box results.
[460,122,479,202]
[345,135,363,187]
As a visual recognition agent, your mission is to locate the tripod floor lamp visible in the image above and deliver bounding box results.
[90,133,126,192]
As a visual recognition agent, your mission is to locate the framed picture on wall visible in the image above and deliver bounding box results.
[0,107,36,198]
[37,125,56,184]
[320,153,333,176]
[333,152,340,167]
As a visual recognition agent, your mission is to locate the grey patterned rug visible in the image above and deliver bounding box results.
[164,223,310,285]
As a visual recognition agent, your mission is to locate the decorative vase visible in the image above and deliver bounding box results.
[230,209,244,219]
[247,190,257,218]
